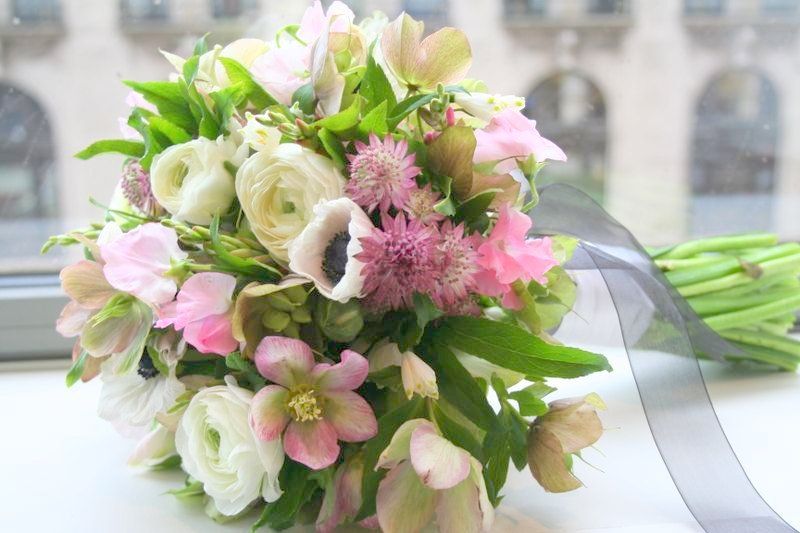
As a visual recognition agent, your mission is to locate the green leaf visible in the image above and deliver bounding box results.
[124,80,193,131]
[432,316,611,379]
[360,52,397,112]
[508,383,552,417]
[193,34,209,56]
[418,341,498,432]
[182,55,200,85]
[210,85,245,131]
[219,57,278,108]
[431,402,484,462]
[454,188,500,225]
[387,93,435,130]
[413,292,444,333]
[147,116,192,144]
[357,100,389,137]
[74,139,145,160]
[252,461,318,531]
[314,96,362,133]
[432,175,456,216]
[482,425,511,506]
[292,83,316,115]
[356,396,426,521]
[65,350,89,387]
[225,352,267,389]
[168,479,205,500]
[427,126,476,200]
[317,128,347,169]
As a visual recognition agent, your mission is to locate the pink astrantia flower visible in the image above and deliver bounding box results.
[375,419,494,533]
[249,337,378,470]
[356,212,438,311]
[432,221,480,313]
[156,272,238,356]
[474,204,559,309]
[474,108,566,174]
[120,160,158,216]
[403,184,446,225]
[100,223,188,307]
[346,134,421,213]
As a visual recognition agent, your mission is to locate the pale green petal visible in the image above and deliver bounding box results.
[376,461,436,533]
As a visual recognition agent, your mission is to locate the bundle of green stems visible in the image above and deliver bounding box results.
[650,233,800,371]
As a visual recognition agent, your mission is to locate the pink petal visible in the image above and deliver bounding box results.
[154,300,178,329]
[250,385,291,441]
[182,314,238,356]
[410,423,471,490]
[284,419,340,470]
[254,336,315,388]
[324,389,378,442]
[376,462,437,533]
[174,272,236,325]
[316,456,364,533]
[311,349,369,392]
[100,223,186,306]
[376,419,431,470]
[493,204,532,244]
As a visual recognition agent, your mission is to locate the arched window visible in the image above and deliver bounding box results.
[690,70,778,235]
[525,72,607,202]
[0,84,57,219]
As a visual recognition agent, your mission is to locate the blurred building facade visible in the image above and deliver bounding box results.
[0,0,798,269]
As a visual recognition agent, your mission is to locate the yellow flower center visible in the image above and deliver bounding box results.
[286,387,323,422]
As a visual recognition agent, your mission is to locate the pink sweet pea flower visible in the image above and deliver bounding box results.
[250,0,354,104]
[156,272,238,356]
[118,91,157,140]
[100,223,188,307]
[474,204,558,309]
[375,419,494,533]
[249,337,377,470]
[474,108,566,174]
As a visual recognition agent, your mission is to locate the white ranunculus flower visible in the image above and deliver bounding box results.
[239,112,281,152]
[454,92,526,123]
[175,376,284,516]
[288,198,373,302]
[151,136,248,225]
[236,143,345,261]
[97,352,186,438]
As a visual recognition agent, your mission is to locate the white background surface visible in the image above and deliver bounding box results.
[1,350,798,533]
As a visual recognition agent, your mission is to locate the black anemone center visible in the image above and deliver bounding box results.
[137,353,159,380]
[322,231,351,285]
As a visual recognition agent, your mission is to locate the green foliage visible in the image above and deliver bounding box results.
[124,80,195,131]
[292,83,316,115]
[431,316,611,379]
[314,97,362,133]
[509,382,554,416]
[358,100,389,137]
[74,139,145,160]
[219,57,278,109]
[455,189,500,226]
[252,461,319,531]
[168,478,205,500]
[317,128,347,169]
[225,352,266,389]
[207,215,282,282]
[359,52,397,112]
[315,297,365,342]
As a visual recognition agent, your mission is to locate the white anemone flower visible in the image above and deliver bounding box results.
[288,197,374,303]
[97,338,185,437]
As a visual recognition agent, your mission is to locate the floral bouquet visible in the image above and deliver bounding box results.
[46,2,612,531]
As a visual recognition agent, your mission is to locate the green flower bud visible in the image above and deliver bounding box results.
[262,310,291,332]
[291,307,312,324]
[283,322,301,339]
[315,298,364,342]
[284,284,309,305]
[266,292,296,312]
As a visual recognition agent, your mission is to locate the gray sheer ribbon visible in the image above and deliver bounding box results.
[532,184,796,533]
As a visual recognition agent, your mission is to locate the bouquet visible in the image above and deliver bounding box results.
[46,2,612,531]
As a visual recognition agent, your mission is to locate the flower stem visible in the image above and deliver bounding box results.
[703,293,800,331]
[659,233,778,260]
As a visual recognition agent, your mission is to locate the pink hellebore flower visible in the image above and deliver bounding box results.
[376,419,493,533]
[474,204,559,309]
[100,223,187,307]
[249,337,378,470]
[156,272,238,356]
[473,108,566,174]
